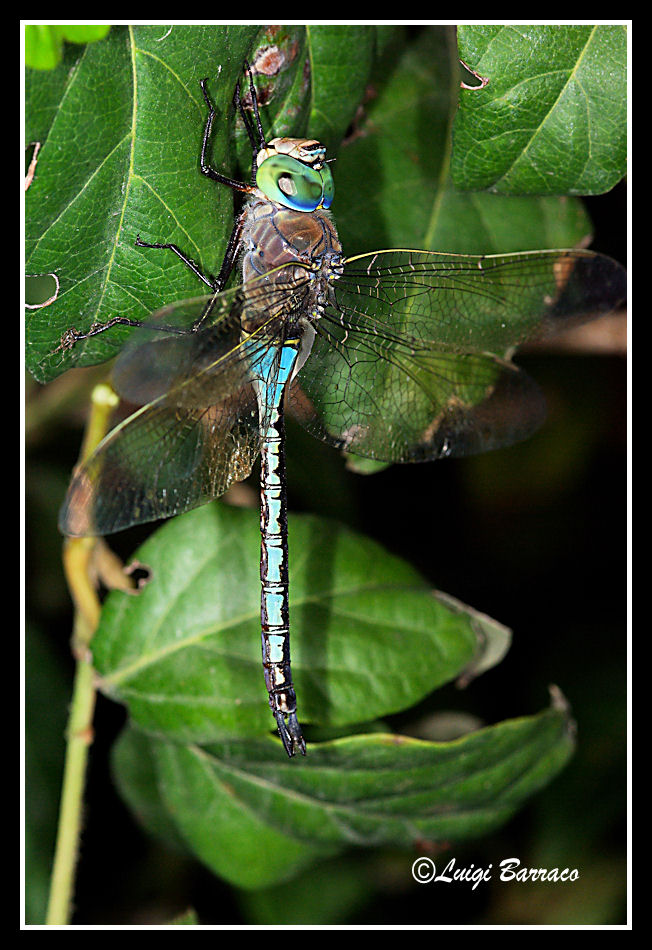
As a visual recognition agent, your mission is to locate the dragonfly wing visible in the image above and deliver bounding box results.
[336,248,626,354]
[59,385,264,536]
[111,295,218,406]
[288,247,624,463]
[59,287,301,536]
[289,311,546,462]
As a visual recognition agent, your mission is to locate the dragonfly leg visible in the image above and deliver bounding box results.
[213,212,245,293]
[243,60,267,153]
[188,211,247,333]
[235,60,266,183]
[135,235,216,289]
[199,78,254,195]
[55,316,149,352]
[55,313,193,352]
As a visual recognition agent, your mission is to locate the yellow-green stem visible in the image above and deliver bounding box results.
[45,383,117,925]
[45,623,96,924]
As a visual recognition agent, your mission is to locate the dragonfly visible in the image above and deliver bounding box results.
[57,62,626,756]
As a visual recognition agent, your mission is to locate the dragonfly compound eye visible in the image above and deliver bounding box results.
[256,154,334,212]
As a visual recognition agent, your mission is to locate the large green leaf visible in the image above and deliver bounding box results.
[452,25,627,195]
[25,25,376,383]
[335,27,594,258]
[112,700,575,889]
[93,503,503,742]
[306,25,375,153]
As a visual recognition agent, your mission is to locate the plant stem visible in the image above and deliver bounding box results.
[44,383,118,925]
[45,618,97,924]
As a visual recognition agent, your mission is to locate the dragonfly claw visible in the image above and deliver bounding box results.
[55,327,81,353]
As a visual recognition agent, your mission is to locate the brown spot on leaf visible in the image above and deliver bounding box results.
[253,45,285,76]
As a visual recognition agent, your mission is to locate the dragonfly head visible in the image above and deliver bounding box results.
[256,137,334,213]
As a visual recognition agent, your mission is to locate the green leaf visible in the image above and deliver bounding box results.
[111,722,189,853]
[93,503,491,743]
[25,24,111,71]
[306,25,376,153]
[112,700,575,889]
[336,27,593,258]
[239,852,375,924]
[26,25,258,382]
[452,25,627,195]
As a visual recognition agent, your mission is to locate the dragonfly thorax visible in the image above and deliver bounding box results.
[241,198,342,282]
[238,197,342,335]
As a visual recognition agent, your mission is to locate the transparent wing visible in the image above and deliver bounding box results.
[59,268,310,537]
[112,270,312,408]
[288,248,625,462]
[336,249,626,353]
[59,394,263,536]
[289,316,547,462]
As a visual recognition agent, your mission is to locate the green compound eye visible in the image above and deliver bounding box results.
[320,162,334,210]
[256,154,334,211]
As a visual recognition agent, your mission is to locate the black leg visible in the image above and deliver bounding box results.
[234,78,257,184]
[191,63,270,328]
[199,78,254,194]
[189,212,246,332]
[243,60,266,153]
[135,236,216,289]
[55,315,189,353]
[234,61,266,184]
[214,212,245,291]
